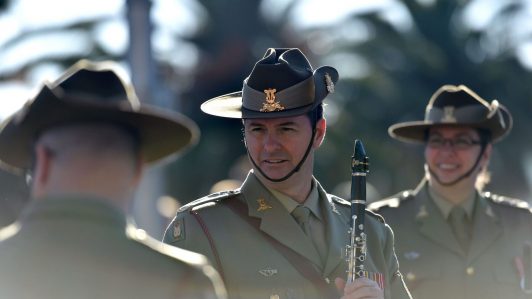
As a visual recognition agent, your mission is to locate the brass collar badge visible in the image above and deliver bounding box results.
[257,198,273,211]
[261,88,285,112]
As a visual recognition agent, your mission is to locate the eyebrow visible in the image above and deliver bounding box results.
[246,121,298,127]
[429,131,476,138]
[277,121,297,126]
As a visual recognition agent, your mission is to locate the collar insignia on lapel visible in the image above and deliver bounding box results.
[416,205,429,219]
[485,205,496,218]
[257,198,273,211]
[404,251,420,260]
[259,267,278,277]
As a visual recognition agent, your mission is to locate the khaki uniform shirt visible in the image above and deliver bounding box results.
[0,196,226,299]
[368,179,532,299]
[164,171,411,299]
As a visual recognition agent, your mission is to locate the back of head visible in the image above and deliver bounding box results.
[38,123,138,163]
[32,123,140,203]
[0,59,200,206]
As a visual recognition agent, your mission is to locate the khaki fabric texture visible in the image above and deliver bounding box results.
[0,197,224,299]
[369,180,532,299]
[164,171,412,299]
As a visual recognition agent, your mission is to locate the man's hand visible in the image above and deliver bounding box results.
[335,277,384,299]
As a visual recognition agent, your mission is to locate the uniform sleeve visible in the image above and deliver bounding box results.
[163,211,220,273]
[174,263,228,299]
[383,222,413,299]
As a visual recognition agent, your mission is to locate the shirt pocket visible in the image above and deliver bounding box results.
[399,253,442,296]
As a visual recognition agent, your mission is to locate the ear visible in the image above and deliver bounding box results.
[131,154,145,188]
[313,118,327,148]
[241,120,248,148]
[480,143,492,168]
[31,144,54,198]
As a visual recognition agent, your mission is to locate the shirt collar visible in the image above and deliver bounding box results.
[428,187,476,220]
[20,195,127,228]
[267,179,322,220]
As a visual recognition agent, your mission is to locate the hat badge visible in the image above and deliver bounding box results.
[441,106,457,123]
[261,88,285,112]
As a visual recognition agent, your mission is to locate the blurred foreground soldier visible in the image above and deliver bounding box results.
[164,48,411,299]
[0,60,226,299]
[369,85,532,299]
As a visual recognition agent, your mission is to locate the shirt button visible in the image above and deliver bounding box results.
[466,267,475,276]
[324,277,330,284]
[270,294,280,299]
[406,272,416,281]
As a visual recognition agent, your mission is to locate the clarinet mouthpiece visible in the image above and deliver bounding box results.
[352,139,369,173]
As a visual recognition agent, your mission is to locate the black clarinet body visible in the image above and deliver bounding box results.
[346,139,370,283]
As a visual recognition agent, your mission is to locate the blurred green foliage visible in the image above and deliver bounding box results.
[1,0,531,227]
[166,0,532,204]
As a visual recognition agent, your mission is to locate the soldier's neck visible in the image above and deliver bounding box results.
[258,174,313,204]
[429,179,476,205]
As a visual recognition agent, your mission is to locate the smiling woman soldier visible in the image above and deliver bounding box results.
[369,85,532,299]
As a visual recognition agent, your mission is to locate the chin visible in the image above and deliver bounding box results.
[265,173,288,182]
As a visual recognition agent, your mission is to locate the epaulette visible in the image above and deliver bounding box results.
[330,195,385,223]
[331,195,350,206]
[367,190,415,211]
[178,189,241,213]
[0,222,20,242]
[483,191,531,211]
[365,209,385,223]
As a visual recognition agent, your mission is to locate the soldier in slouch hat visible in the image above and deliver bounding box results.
[369,85,532,299]
[164,48,412,299]
[0,60,226,299]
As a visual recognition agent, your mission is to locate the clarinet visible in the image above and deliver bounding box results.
[346,139,370,283]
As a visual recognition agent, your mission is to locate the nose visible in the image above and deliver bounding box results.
[263,131,281,152]
[441,139,455,150]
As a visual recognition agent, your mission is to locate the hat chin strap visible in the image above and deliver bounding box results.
[246,129,316,183]
[428,144,487,187]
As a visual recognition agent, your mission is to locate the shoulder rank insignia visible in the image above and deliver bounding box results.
[172,218,185,241]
